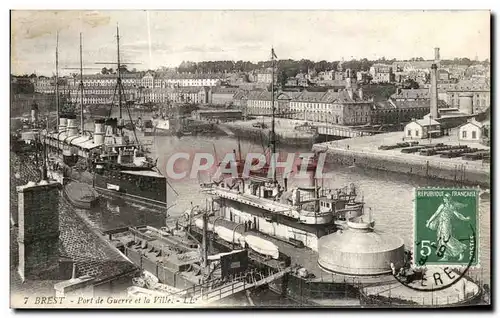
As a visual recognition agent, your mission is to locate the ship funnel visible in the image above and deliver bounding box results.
[30,101,39,124]
[59,115,68,133]
[93,119,105,145]
[66,115,78,137]
[295,155,316,188]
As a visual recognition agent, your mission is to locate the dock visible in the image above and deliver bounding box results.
[313,131,490,187]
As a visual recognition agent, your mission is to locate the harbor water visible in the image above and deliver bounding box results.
[73,132,490,305]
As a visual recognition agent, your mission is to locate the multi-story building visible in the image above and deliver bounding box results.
[210,87,239,106]
[254,69,277,84]
[232,90,248,110]
[446,80,490,114]
[370,98,445,126]
[288,88,372,125]
[139,86,209,104]
[246,71,373,125]
[158,73,222,87]
[245,91,294,116]
[369,64,394,83]
[34,76,54,93]
[392,61,435,73]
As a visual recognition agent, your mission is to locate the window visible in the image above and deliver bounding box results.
[407,129,411,136]
[415,130,419,137]
[462,130,467,138]
[472,131,477,139]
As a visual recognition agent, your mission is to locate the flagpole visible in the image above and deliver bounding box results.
[271,48,276,184]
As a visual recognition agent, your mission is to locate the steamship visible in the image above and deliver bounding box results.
[39,28,168,210]
[187,49,483,307]
[42,115,167,209]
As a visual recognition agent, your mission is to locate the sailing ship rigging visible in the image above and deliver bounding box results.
[38,27,173,211]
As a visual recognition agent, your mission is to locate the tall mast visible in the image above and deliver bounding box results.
[79,33,85,133]
[116,25,123,121]
[270,47,277,183]
[55,31,60,124]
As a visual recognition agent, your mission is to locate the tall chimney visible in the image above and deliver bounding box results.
[430,64,439,119]
[434,47,440,64]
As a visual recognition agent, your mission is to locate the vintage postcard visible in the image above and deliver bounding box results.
[10,10,491,308]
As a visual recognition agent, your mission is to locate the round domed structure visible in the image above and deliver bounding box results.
[318,221,405,276]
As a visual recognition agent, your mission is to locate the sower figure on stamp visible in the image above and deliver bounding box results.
[426,193,470,261]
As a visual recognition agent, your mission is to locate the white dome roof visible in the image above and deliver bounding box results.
[318,221,405,276]
[320,222,404,254]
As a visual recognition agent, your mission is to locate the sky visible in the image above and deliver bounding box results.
[10,10,491,76]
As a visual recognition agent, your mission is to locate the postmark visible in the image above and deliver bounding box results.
[414,188,479,267]
[392,223,477,292]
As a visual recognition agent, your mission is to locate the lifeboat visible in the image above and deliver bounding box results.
[244,234,279,259]
[194,218,214,232]
[64,180,100,209]
[214,225,245,247]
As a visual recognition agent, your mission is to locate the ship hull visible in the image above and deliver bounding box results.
[215,198,331,251]
[151,128,176,136]
[93,171,167,210]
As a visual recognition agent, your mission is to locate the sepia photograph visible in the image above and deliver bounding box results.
[9,9,491,309]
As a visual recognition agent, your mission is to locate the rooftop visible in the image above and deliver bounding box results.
[10,153,137,293]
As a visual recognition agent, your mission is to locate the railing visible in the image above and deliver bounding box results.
[170,267,292,304]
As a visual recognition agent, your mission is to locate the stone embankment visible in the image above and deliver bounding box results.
[313,132,490,187]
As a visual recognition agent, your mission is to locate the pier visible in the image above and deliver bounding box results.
[313,131,490,187]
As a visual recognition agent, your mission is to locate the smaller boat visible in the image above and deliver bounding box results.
[64,180,100,209]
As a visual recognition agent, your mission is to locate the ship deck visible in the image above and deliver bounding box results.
[204,217,395,285]
[202,217,482,306]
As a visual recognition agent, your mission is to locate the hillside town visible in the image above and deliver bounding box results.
[12,47,490,131]
[10,10,491,309]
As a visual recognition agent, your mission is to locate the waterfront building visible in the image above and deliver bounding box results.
[142,86,209,104]
[210,87,239,106]
[458,119,485,142]
[192,109,243,122]
[245,90,294,116]
[446,80,490,114]
[157,72,222,87]
[246,71,373,125]
[232,90,248,109]
[33,76,54,93]
[288,89,372,124]
[370,99,432,126]
[404,118,441,139]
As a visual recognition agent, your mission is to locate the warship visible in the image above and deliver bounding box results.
[36,29,169,210]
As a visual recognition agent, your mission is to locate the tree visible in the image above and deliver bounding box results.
[278,70,288,88]
[101,67,109,75]
[403,78,419,89]
[119,65,129,74]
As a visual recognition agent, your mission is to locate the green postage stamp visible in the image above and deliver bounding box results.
[414,188,479,267]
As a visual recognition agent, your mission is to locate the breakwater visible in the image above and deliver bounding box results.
[312,143,490,188]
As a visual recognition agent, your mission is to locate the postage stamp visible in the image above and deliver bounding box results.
[414,188,479,267]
